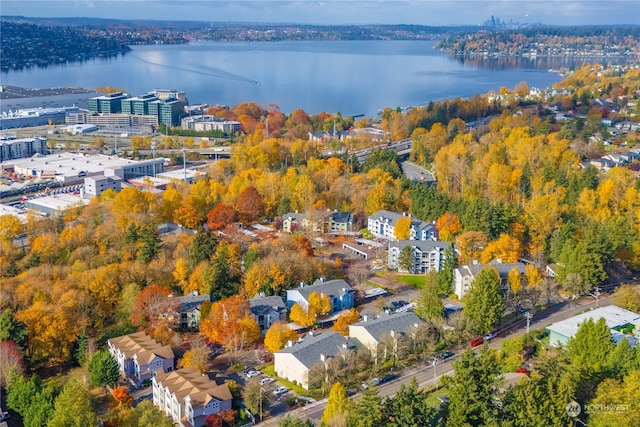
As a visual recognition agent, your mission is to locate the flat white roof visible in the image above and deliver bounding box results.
[3,153,162,177]
[0,204,29,223]
[156,168,202,181]
[547,305,640,339]
[26,193,89,212]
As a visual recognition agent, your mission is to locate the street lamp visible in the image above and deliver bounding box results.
[151,138,157,178]
[182,148,187,182]
[431,357,437,381]
[259,387,266,422]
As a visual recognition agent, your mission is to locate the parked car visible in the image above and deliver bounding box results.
[259,377,274,386]
[0,411,10,421]
[362,378,380,389]
[471,337,485,347]
[390,301,401,310]
[246,369,261,378]
[380,373,397,383]
[439,351,454,360]
[398,300,409,307]
[273,386,289,396]
[484,332,496,341]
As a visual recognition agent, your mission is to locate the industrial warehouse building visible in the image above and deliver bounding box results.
[2,152,165,185]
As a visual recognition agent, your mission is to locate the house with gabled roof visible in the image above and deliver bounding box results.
[107,331,175,387]
[274,331,355,389]
[152,366,233,427]
[282,210,356,234]
[348,311,424,354]
[453,260,527,299]
[367,210,437,241]
[249,294,287,334]
[388,240,452,273]
[286,278,355,315]
[169,291,211,331]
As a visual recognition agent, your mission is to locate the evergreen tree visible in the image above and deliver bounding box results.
[465,267,503,334]
[137,223,162,264]
[0,309,27,348]
[444,347,501,426]
[348,384,384,427]
[438,245,456,295]
[279,415,315,427]
[567,317,614,372]
[88,350,120,388]
[73,330,89,367]
[415,271,444,321]
[384,377,438,427]
[398,246,414,272]
[189,230,218,267]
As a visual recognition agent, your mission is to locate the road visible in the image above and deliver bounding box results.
[401,161,436,184]
[259,295,613,426]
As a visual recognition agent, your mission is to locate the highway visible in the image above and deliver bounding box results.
[259,295,613,426]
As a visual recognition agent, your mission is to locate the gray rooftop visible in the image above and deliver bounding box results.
[249,295,286,316]
[294,279,353,301]
[276,331,354,369]
[174,293,210,313]
[456,260,526,278]
[390,240,451,252]
[351,311,424,343]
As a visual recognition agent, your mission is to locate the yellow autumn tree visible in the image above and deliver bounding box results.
[480,233,522,264]
[173,258,190,292]
[394,216,412,240]
[332,309,360,336]
[525,264,543,289]
[179,346,211,374]
[264,321,299,353]
[456,231,488,264]
[508,268,523,294]
[290,302,314,327]
[308,291,332,317]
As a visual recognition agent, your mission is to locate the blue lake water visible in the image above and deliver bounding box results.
[0,40,603,117]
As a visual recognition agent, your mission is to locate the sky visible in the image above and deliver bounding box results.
[1,0,639,26]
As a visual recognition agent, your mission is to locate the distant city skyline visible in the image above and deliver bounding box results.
[2,0,639,27]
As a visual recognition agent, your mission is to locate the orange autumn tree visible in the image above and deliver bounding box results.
[130,285,177,330]
[264,321,299,353]
[200,295,260,358]
[235,186,264,223]
[206,203,236,230]
[436,213,462,242]
[112,387,133,408]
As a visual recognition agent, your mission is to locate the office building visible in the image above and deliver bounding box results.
[87,92,129,114]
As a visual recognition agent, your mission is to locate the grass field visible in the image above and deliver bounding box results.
[395,274,428,288]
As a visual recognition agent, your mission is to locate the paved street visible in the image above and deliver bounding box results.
[259,294,613,426]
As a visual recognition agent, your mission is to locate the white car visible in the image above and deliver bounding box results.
[259,377,274,386]
[246,370,261,378]
[484,333,496,341]
[273,386,289,396]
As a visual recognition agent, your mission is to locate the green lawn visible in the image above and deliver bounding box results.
[424,386,449,407]
[395,274,427,289]
[259,363,311,398]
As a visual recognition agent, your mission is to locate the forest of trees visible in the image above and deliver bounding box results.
[0,63,639,424]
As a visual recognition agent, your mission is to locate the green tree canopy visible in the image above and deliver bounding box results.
[88,350,120,388]
[415,271,444,321]
[444,347,501,426]
[47,378,97,427]
[465,267,504,334]
[384,377,438,427]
